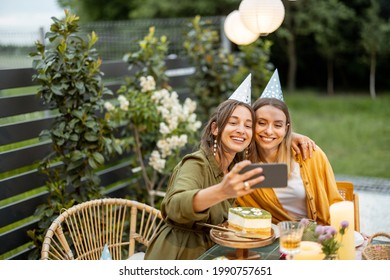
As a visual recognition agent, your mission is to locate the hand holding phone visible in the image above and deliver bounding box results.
[239,163,287,188]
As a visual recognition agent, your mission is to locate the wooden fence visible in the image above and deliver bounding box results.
[0,57,193,259]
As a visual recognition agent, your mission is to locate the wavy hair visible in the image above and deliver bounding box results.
[200,99,255,169]
[252,97,295,176]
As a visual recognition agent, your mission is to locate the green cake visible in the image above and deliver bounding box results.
[228,207,272,236]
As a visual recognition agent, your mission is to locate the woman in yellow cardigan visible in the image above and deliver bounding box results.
[237,97,343,225]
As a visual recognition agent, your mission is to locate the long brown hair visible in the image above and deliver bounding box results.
[200,99,255,168]
[252,98,295,176]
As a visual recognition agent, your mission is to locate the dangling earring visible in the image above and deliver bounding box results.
[213,139,217,157]
[245,148,249,159]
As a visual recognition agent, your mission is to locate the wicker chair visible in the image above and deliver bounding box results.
[336,181,360,232]
[40,198,163,260]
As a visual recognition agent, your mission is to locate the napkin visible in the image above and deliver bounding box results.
[100,244,112,260]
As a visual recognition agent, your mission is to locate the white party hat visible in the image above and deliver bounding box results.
[260,69,284,101]
[228,73,251,104]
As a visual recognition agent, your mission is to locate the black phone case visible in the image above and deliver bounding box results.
[239,163,288,188]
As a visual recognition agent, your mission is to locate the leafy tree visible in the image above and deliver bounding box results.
[183,16,237,121]
[184,16,273,121]
[276,0,322,93]
[27,10,121,259]
[276,0,299,93]
[236,40,274,99]
[299,0,355,95]
[360,0,390,99]
[104,27,201,206]
[58,0,137,21]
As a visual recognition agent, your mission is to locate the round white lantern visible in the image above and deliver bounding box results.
[224,10,259,45]
[239,0,285,36]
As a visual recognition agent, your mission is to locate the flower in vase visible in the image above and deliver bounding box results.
[315,221,349,259]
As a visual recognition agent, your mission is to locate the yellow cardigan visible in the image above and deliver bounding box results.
[236,146,344,225]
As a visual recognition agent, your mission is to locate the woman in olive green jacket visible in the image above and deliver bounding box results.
[145,97,314,260]
[144,99,262,259]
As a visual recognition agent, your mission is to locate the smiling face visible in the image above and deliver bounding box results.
[213,104,253,157]
[255,104,289,160]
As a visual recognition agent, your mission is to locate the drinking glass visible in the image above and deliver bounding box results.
[278,221,305,260]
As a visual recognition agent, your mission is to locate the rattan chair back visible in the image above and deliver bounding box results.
[40,198,163,260]
[336,181,360,232]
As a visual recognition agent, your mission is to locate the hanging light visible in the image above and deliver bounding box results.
[224,10,259,45]
[239,0,285,36]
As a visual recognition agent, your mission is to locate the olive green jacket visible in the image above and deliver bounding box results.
[145,148,234,260]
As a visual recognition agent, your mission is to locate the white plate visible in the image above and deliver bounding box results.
[354,231,364,247]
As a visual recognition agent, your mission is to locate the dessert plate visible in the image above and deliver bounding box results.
[210,226,275,245]
[197,222,270,239]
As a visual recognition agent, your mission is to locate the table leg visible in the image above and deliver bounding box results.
[226,248,261,260]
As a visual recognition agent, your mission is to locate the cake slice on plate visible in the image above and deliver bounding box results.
[228,207,272,237]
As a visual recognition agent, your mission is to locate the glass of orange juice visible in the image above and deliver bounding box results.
[278,221,305,260]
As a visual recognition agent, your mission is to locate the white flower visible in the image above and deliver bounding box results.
[187,119,202,132]
[149,150,165,172]
[156,105,170,119]
[184,98,197,113]
[156,134,188,159]
[104,101,115,112]
[140,76,156,92]
[118,95,129,111]
[167,116,178,131]
[168,135,188,149]
[159,122,171,135]
[157,139,171,158]
[111,77,200,175]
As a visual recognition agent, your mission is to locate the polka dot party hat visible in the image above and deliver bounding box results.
[260,69,284,101]
[228,73,251,104]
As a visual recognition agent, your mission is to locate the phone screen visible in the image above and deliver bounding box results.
[239,163,288,188]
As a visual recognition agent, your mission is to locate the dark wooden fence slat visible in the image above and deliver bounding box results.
[0,194,47,228]
[0,221,38,256]
[0,170,46,201]
[0,117,54,146]
[0,142,52,173]
[0,155,133,200]
[100,60,129,79]
[0,94,47,118]
[0,68,36,90]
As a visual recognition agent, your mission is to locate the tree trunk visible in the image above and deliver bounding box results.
[287,33,297,93]
[369,50,376,99]
[285,1,296,94]
[327,59,334,95]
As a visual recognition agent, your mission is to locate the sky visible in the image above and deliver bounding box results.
[0,0,64,32]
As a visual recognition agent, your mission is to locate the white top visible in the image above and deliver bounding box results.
[274,161,307,220]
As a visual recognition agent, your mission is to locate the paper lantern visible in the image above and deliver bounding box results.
[224,10,259,45]
[239,0,285,36]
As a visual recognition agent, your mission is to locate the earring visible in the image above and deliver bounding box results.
[213,139,217,157]
[245,148,249,159]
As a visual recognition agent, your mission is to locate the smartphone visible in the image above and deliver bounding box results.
[239,163,288,188]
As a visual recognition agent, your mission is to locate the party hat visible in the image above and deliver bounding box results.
[229,73,251,104]
[260,69,284,101]
[100,244,112,260]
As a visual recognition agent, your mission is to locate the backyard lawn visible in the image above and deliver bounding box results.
[285,91,390,178]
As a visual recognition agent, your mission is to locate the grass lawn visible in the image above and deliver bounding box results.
[285,92,390,178]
